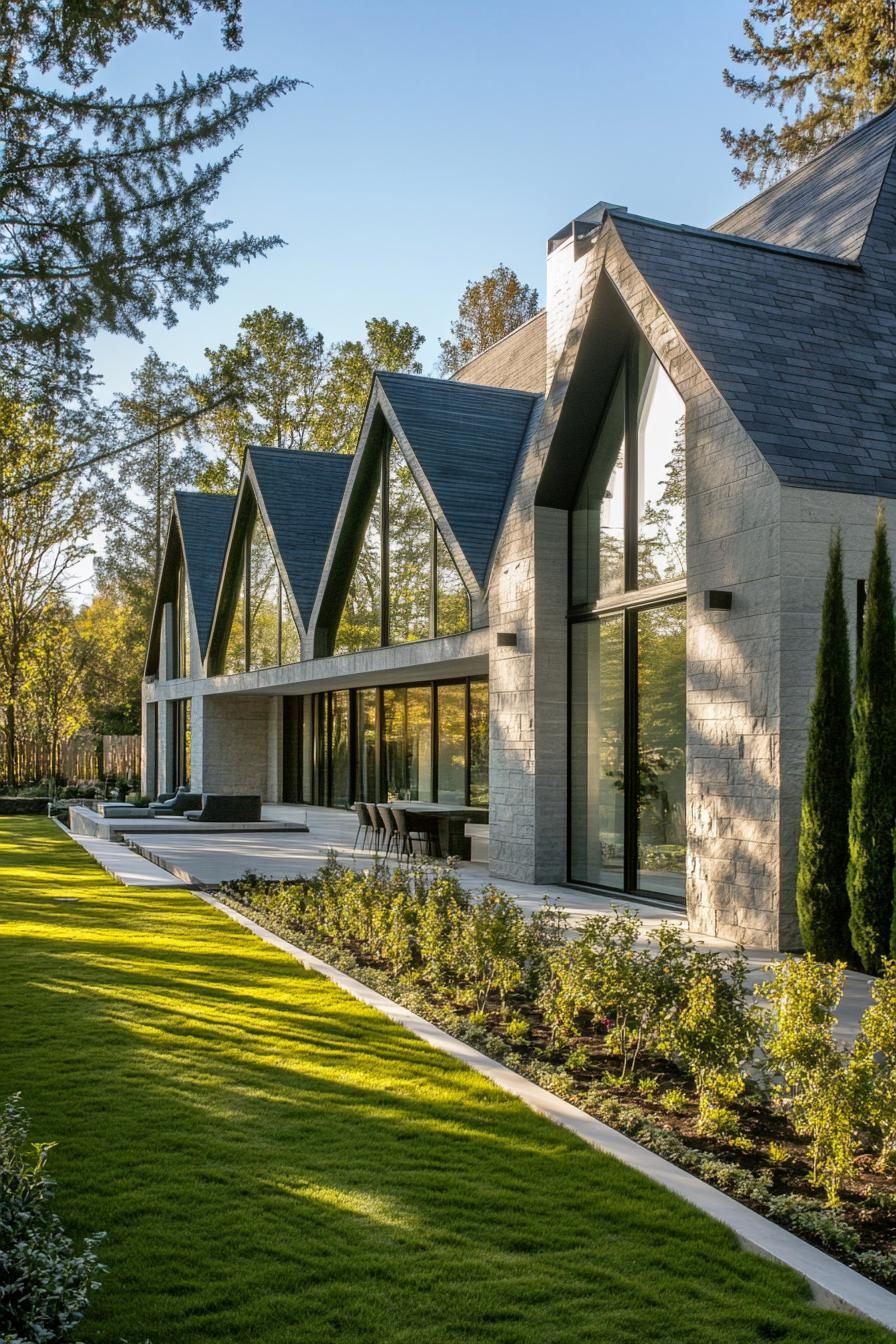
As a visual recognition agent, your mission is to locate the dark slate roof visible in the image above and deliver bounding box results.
[376,371,540,586]
[247,446,353,621]
[174,492,235,655]
[712,104,896,261]
[610,211,896,495]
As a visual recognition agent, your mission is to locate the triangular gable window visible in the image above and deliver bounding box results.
[333,438,470,655]
[220,506,302,673]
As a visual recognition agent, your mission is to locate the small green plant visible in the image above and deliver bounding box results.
[661,1087,689,1114]
[467,1009,488,1028]
[768,1141,791,1166]
[637,1076,660,1101]
[564,1043,590,1073]
[503,1015,529,1045]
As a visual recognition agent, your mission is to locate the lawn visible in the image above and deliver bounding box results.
[0,818,892,1344]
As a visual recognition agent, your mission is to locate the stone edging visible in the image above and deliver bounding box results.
[196,889,896,1333]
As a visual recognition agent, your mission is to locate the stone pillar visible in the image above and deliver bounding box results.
[191,693,274,799]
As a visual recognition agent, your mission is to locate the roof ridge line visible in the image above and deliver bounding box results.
[377,368,540,398]
[859,121,896,260]
[610,209,861,269]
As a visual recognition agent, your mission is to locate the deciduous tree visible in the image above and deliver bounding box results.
[0,395,94,786]
[438,265,540,376]
[723,1,896,187]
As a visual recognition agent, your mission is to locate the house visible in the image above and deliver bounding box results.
[144,105,896,948]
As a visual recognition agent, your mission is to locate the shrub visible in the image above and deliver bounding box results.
[453,887,528,1009]
[855,957,896,1169]
[0,1094,106,1342]
[539,911,697,1078]
[660,947,760,1135]
[759,956,864,1203]
[796,532,853,961]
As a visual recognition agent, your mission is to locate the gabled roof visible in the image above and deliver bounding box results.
[247,447,353,620]
[713,103,896,261]
[376,371,540,586]
[173,492,235,656]
[609,211,896,495]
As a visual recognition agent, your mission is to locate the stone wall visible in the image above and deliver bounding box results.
[191,693,274,800]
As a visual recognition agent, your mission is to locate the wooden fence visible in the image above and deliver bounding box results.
[8,732,141,785]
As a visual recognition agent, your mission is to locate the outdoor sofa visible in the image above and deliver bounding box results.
[183,794,261,823]
[148,787,202,817]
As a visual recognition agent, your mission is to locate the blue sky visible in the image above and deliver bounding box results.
[90,0,753,395]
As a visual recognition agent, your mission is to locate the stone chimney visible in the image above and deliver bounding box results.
[545,202,625,389]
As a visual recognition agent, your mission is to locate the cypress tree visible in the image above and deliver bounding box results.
[796,533,853,960]
[849,507,896,973]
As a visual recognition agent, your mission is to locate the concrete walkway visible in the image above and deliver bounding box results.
[63,803,877,1045]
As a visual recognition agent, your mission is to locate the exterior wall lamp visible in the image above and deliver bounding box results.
[704,590,733,611]
[496,632,518,647]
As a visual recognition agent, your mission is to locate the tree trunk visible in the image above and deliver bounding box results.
[5,699,16,790]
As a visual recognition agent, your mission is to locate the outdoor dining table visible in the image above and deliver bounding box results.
[387,802,488,860]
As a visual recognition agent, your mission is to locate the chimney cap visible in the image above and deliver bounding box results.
[547,202,627,254]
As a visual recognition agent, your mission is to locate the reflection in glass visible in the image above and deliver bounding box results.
[279,584,301,665]
[248,515,280,671]
[569,617,625,888]
[571,370,626,605]
[388,444,432,644]
[335,482,382,653]
[469,678,489,807]
[312,693,327,805]
[437,683,466,803]
[355,689,378,802]
[637,603,686,897]
[301,696,313,802]
[435,530,469,636]
[176,564,190,677]
[223,549,246,674]
[331,690,350,809]
[383,686,433,801]
[637,342,686,587]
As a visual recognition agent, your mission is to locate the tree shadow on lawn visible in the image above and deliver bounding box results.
[0,838,894,1342]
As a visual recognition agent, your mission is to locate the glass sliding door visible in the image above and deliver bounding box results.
[636,604,686,897]
[469,679,489,807]
[569,618,625,888]
[355,689,378,802]
[331,690,351,809]
[382,686,433,801]
[437,683,466,803]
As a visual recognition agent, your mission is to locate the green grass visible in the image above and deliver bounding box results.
[0,818,892,1344]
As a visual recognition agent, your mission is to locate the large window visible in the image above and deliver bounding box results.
[221,506,302,674]
[284,677,489,809]
[569,335,686,901]
[334,438,470,654]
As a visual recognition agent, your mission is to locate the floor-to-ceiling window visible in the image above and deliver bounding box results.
[569,334,686,901]
[283,677,489,808]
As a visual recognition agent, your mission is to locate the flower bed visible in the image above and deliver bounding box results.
[217,857,896,1290]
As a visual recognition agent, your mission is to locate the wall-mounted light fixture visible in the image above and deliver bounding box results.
[704,590,733,611]
[496,632,518,647]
